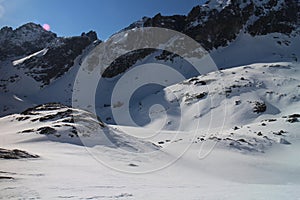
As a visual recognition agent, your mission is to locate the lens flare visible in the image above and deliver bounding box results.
[42,23,50,31]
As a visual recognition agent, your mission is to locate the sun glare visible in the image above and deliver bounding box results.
[42,23,51,31]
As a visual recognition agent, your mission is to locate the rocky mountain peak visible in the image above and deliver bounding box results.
[103,0,299,78]
[0,23,57,60]
[0,22,100,92]
[81,30,98,42]
[123,0,299,50]
[0,22,56,42]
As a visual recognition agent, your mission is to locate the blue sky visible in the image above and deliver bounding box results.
[0,0,206,40]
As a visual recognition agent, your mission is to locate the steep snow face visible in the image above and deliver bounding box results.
[12,49,48,66]
[143,62,300,128]
[211,32,300,68]
[100,62,299,152]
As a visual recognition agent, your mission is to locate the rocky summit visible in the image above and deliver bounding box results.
[0,23,99,87]
[104,0,300,78]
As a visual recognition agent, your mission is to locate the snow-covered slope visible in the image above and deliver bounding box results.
[1,64,300,198]
[1,0,299,117]
[1,69,300,199]
[1,1,300,199]
[0,103,158,152]
[2,129,300,199]
[99,62,300,153]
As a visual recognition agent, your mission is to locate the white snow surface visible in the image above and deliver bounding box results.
[12,49,48,66]
[1,14,300,198]
[1,62,300,199]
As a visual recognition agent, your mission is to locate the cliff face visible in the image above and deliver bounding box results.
[102,0,299,78]
[0,23,99,87]
[127,0,299,50]
[184,0,299,49]
[0,23,57,61]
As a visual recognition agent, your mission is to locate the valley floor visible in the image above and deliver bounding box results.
[1,128,300,200]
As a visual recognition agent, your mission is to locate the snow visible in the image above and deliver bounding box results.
[203,0,286,12]
[102,62,299,131]
[211,32,300,69]
[1,5,300,198]
[1,26,299,118]
[1,61,300,199]
[12,49,48,66]
[1,122,300,199]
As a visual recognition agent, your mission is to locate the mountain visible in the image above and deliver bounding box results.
[0,23,100,115]
[105,0,299,77]
[1,1,300,199]
[131,62,300,152]
[0,0,299,117]
[126,0,299,49]
[0,0,298,150]
[0,23,99,87]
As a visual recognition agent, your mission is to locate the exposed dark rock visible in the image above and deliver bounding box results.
[194,80,207,85]
[235,100,241,105]
[37,126,57,135]
[185,92,207,102]
[257,132,263,136]
[189,77,199,82]
[253,101,267,113]
[21,103,68,115]
[17,36,97,86]
[143,13,186,32]
[106,0,300,78]
[186,1,254,50]
[102,48,156,78]
[0,176,14,180]
[286,117,299,123]
[17,103,105,139]
[38,109,73,122]
[263,119,277,122]
[81,30,98,42]
[128,163,138,167]
[0,23,56,60]
[288,114,300,118]
[15,116,30,121]
[21,129,34,133]
[196,92,207,99]
[248,0,299,36]
[0,23,100,87]
[273,130,286,135]
[0,148,39,159]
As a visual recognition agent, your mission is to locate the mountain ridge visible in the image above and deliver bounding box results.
[0,2,300,196]
[0,0,299,118]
